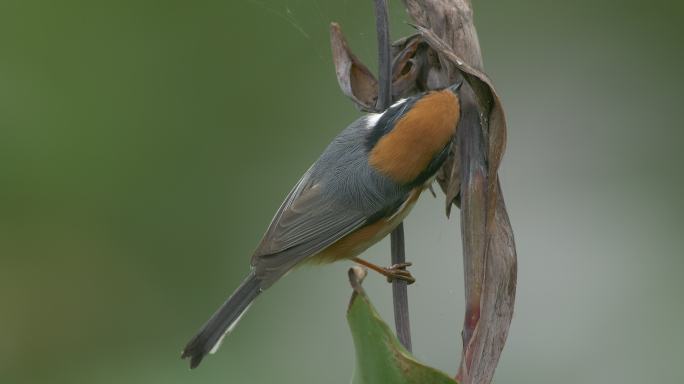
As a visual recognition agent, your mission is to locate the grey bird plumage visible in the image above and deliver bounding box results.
[181,84,461,369]
[182,101,417,368]
[252,111,413,287]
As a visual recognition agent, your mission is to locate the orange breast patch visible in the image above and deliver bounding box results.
[369,90,460,184]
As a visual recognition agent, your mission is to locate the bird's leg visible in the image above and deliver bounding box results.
[351,257,415,284]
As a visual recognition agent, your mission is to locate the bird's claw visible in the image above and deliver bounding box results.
[384,262,415,285]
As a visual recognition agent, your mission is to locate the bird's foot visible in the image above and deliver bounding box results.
[383,262,415,285]
[352,257,416,285]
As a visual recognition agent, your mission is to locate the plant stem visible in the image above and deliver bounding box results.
[372,0,412,352]
[373,0,391,111]
[390,223,412,351]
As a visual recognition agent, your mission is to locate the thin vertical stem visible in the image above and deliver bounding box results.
[373,0,391,111]
[372,0,412,352]
[390,223,412,351]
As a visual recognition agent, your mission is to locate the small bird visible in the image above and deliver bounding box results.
[181,83,462,368]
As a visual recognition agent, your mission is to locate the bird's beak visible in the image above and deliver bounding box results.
[448,81,463,93]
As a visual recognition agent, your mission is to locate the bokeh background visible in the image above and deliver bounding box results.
[1,1,683,383]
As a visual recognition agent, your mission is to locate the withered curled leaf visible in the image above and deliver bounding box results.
[390,35,424,98]
[330,22,379,111]
[402,2,518,384]
[459,180,516,383]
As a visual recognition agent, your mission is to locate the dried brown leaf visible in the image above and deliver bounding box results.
[458,181,516,383]
[390,35,423,97]
[435,142,460,218]
[402,2,517,384]
[416,26,507,229]
[330,23,379,111]
[404,0,484,72]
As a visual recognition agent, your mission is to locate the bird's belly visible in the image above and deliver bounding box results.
[309,188,421,264]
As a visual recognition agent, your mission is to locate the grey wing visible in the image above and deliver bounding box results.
[250,116,407,288]
[250,170,368,287]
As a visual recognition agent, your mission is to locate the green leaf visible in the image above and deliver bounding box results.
[347,274,457,384]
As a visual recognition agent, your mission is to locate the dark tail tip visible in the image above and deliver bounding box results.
[181,272,262,369]
[181,338,206,369]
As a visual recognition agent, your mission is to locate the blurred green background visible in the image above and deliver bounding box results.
[1,0,683,383]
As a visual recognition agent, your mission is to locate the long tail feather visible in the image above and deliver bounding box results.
[181,272,262,369]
